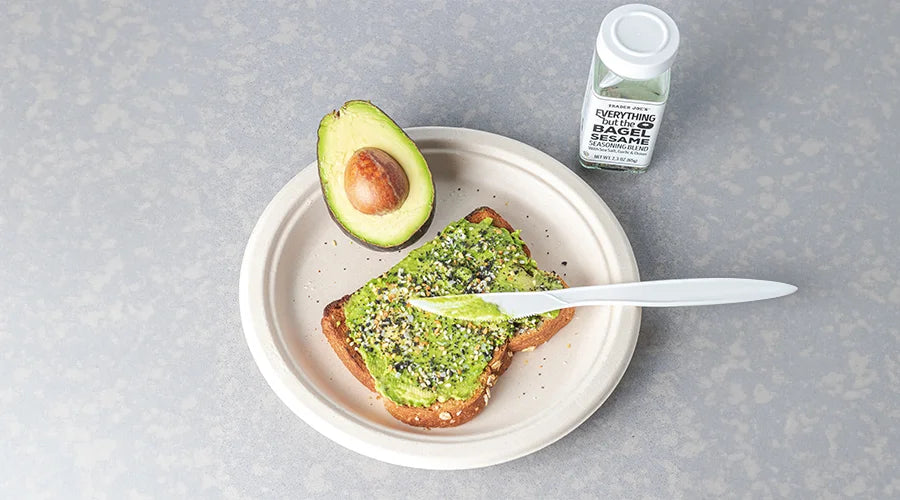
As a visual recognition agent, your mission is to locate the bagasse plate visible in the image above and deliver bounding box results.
[239,127,640,469]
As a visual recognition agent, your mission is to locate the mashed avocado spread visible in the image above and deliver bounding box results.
[412,294,509,322]
[344,217,563,407]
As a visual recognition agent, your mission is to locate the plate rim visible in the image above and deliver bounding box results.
[239,126,641,469]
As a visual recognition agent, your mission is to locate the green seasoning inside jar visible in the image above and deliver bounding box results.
[578,4,679,172]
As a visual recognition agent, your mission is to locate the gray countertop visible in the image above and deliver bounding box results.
[2,1,898,498]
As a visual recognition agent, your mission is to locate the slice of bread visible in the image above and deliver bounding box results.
[320,207,575,427]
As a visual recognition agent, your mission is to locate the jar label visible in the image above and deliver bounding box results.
[579,91,666,168]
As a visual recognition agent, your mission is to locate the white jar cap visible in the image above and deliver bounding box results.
[596,4,679,80]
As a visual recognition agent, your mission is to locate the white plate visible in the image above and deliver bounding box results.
[239,127,641,469]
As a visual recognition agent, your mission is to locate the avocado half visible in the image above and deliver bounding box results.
[317,101,435,250]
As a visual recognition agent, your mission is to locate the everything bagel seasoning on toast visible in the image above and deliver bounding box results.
[343,217,564,407]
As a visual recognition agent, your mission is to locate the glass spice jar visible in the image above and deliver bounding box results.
[578,4,680,172]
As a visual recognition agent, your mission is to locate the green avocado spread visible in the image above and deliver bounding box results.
[415,294,509,322]
[343,217,563,407]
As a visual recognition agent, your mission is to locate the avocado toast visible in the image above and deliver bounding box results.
[321,207,575,427]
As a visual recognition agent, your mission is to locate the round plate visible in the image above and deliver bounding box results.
[239,127,640,469]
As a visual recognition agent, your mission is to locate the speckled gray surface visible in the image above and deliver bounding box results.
[2,0,898,497]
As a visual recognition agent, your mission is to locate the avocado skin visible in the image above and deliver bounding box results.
[317,100,435,250]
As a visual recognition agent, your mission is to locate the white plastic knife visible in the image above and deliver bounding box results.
[408,278,798,321]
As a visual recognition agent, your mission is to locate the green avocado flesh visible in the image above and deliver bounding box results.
[416,295,509,322]
[317,100,434,248]
[343,217,564,407]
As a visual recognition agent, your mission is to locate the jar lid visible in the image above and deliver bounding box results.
[596,4,679,80]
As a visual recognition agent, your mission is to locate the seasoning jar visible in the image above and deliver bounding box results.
[578,4,679,172]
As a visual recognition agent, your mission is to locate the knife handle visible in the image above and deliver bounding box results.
[547,278,797,307]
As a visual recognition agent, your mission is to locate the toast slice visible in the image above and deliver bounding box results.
[320,207,575,427]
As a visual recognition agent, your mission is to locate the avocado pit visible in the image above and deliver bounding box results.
[344,147,410,215]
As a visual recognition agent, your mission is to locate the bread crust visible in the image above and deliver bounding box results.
[321,296,376,392]
[319,206,574,427]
